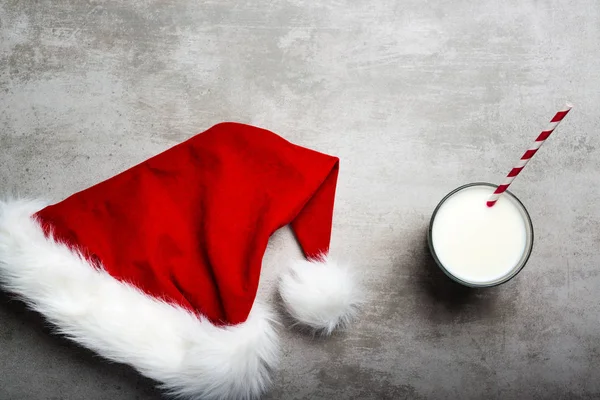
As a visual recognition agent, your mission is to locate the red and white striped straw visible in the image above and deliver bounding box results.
[487,103,573,207]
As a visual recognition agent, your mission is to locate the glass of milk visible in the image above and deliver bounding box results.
[428,182,534,287]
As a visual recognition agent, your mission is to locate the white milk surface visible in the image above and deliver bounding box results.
[431,185,528,285]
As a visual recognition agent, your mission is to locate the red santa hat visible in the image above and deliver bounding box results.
[0,122,362,400]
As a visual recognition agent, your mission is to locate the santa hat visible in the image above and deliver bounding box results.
[0,122,362,400]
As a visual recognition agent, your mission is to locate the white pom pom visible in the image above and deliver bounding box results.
[278,254,363,335]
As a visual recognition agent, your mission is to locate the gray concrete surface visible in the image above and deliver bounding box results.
[1,0,599,399]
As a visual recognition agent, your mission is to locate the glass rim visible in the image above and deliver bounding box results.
[427,182,535,288]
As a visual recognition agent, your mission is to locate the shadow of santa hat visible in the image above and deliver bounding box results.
[0,122,362,399]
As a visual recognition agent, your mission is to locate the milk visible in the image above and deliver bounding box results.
[430,184,531,285]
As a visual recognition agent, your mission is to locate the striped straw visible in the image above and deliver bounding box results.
[487,103,573,207]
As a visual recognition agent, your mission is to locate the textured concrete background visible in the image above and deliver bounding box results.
[1,0,599,399]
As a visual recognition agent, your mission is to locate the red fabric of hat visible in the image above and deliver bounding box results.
[34,122,339,326]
